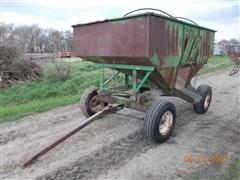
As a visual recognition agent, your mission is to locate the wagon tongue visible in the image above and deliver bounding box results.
[22,104,123,168]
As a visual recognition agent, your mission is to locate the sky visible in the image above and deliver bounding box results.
[0,0,239,41]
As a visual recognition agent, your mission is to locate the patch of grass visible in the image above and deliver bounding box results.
[191,171,200,179]
[43,61,72,81]
[225,156,240,180]
[176,169,201,180]
[199,55,234,75]
[0,55,235,123]
[1,95,80,122]
[176,172,183,178]
[0,61,101,123]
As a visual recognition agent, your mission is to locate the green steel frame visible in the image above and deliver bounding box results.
[95,64,156,111]
[96,64,155,93]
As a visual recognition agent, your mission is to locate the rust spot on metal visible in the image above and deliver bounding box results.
[164,67,175,85]
[73,13,215,91]
[73,17,148,58]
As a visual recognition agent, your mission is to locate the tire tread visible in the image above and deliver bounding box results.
[193,85,212,114]
[144,100,176,143]
[80,87,98,117]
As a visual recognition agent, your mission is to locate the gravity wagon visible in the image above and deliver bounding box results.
[74,9,215,143]
[23,9,216,168]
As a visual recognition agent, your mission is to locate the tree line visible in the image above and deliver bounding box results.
[215,39,240,55]
[0,23,73,53]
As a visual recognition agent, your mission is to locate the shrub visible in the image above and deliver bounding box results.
[44,60,72,81]
[0,45,42,88]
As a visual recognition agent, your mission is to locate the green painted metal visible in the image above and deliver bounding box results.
[181,35,195,64]
[112,95,147,112]
[163,56,180,67]
[100,64,105,90]
[97,63,155,93]
[98,66,154,93]
[96,64,155,71]
[150,54,159,66]
[135,71,152,92]
[74,13,216,105]
[112,19,129,24]
[125,74,129,85]
[132,70,138,91]
[102,71,120,88]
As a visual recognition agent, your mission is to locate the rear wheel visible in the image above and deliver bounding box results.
[193,85,212,114]
[144,100,176,143]
[80,87,105,117]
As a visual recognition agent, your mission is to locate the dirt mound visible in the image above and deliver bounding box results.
[0,45,42,88]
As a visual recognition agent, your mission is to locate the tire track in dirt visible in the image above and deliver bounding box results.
[0,105,81,145]
[1,110,144,179]
[94,111,240,180]
[0,130,26,145]
[37,130,154,180]
[36,100,213,180]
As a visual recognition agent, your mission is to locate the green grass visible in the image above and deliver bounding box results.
[0,61,101,122]
[1,95,80,121]
[199,55,234,75]
[225,156,240,180]
[0,55,234,123]
[191,171,201,179]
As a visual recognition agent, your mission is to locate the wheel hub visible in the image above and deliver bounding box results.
[89,95,104,113]
[204,93,211,109]
[159,111,173,135]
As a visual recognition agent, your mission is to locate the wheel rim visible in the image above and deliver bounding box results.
[159,111,173,135]
[204,93,211,109]
[89,95,104,113]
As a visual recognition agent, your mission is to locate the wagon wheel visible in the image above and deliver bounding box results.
[144,100,176,143]
[193,85,212,114]
[80,87,106,117]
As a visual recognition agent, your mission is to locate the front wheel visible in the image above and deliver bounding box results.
[80,87,105,117]
[193,85,212,114]
[144,100,176,143]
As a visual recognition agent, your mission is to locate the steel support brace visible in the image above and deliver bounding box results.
[96,64,155,71]
[135,71,152,92]
[103,71,120,88]
[97,63,155,92]
[125,74,129,85]
[100,66,105,90]
[132,70,138,91]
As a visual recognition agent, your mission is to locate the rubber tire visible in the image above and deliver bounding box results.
[80,87,101,118]
[193,85,212,114]
[144,100,176,143]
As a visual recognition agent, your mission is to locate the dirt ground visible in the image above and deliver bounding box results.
[0,69,240,180]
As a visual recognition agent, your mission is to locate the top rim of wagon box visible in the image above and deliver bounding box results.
[72,12,216,32]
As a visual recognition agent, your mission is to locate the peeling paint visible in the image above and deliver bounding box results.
[73,13,215,93]
[112,19,129,24]
[163,56,180,67]
[150,54,159,65]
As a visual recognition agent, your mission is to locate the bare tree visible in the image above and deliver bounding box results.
[0,23,73,53]
[216,39,240,55]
